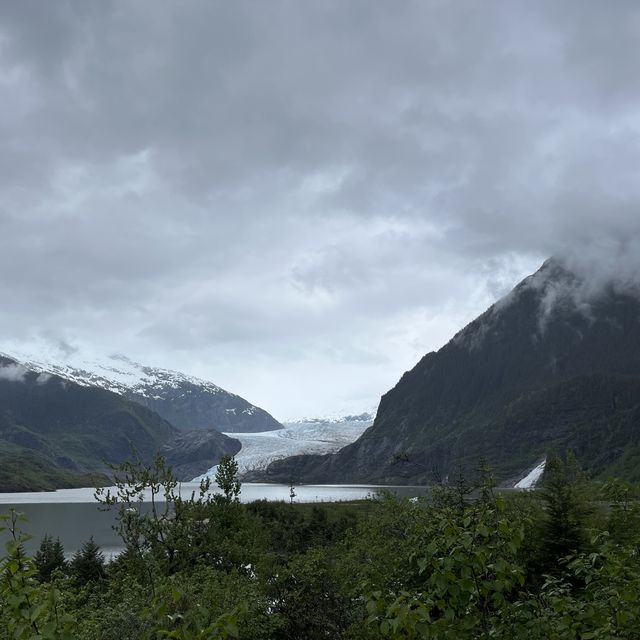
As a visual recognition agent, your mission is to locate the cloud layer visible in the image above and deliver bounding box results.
[0,363,29,382]
[1,1,639,416]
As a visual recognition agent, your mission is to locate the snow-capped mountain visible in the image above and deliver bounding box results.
[284,409,377,425]
[0,351,243,490]
[0,345,282,433]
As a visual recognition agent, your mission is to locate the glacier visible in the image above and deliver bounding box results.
[195,414,374,480]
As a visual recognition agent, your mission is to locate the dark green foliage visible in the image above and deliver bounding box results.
[0,510,76,638]
[70,537,106,585]
[245,499,358,557]
[0,355,244,489]
[0,355,176,492]
[34,534,66,582]
[96,453,259,578]
[4,458,640,638]
[272,548,352,640]
[0,445,110,492]
[539,452,592,565]
[363,479,640,639]
[601,477,640,544]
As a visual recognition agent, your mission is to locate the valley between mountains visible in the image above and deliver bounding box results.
[0,348,372,492]
[2,257,640,492]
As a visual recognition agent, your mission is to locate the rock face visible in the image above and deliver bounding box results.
[162,428,242,480]
[0,351,282,433]
[0,355,242,491]
[265,258,640,485]
[125,377,281,434]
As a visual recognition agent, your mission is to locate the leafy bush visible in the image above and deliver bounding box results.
[0,510,76,639]
[3,458,640,639]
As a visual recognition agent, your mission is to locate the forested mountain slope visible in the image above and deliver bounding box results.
[0,356,240,490]
[265,258,640,484]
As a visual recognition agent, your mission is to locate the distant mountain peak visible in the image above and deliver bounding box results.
[452,256,602,353]
[0,352,242,489]
[284,408,377,425]
[263,257,640,486]
[1,346,282,434]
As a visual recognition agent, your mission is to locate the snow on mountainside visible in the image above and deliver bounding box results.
[282,407,376,425]
[0,345,282,433]
[284,410,377,425]
[0,347,218,397]
[514,460,546,490]
[196,411,375,480]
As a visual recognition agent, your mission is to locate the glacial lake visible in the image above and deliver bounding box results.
[0,483,428,556]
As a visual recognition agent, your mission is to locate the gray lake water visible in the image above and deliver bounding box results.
[0,483,427,556]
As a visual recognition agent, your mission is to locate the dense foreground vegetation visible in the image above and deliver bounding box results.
[2,454,640,639]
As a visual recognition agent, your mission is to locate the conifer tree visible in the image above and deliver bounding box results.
[34,534,66,582]
[541,451,592,565]
[70,536,106,584]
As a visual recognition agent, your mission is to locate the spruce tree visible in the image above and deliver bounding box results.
[70,536,106,584]
[541,451,592,565]
[34,534,66,582]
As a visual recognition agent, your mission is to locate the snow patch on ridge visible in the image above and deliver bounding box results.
[0,343,248,405]
[514,459,546,489]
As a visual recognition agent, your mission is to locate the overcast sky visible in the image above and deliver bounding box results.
[1,1,639,418]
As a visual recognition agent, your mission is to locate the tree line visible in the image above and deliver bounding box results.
[1,452,640,638]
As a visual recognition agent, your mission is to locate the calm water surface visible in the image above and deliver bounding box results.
[0,483,427,555]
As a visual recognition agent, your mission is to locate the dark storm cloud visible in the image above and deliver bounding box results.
[1,0,639,415]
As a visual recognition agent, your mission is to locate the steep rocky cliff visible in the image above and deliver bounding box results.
[265,259,640,484]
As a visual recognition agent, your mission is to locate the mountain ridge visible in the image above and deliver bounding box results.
[0,355,242,490]
[263,258,640,485]
[0,348,282,433]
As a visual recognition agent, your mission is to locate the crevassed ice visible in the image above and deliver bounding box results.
[194,417,373,481]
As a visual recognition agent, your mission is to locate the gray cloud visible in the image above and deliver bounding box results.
[0,363,29,382]
[0,1,639,416]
